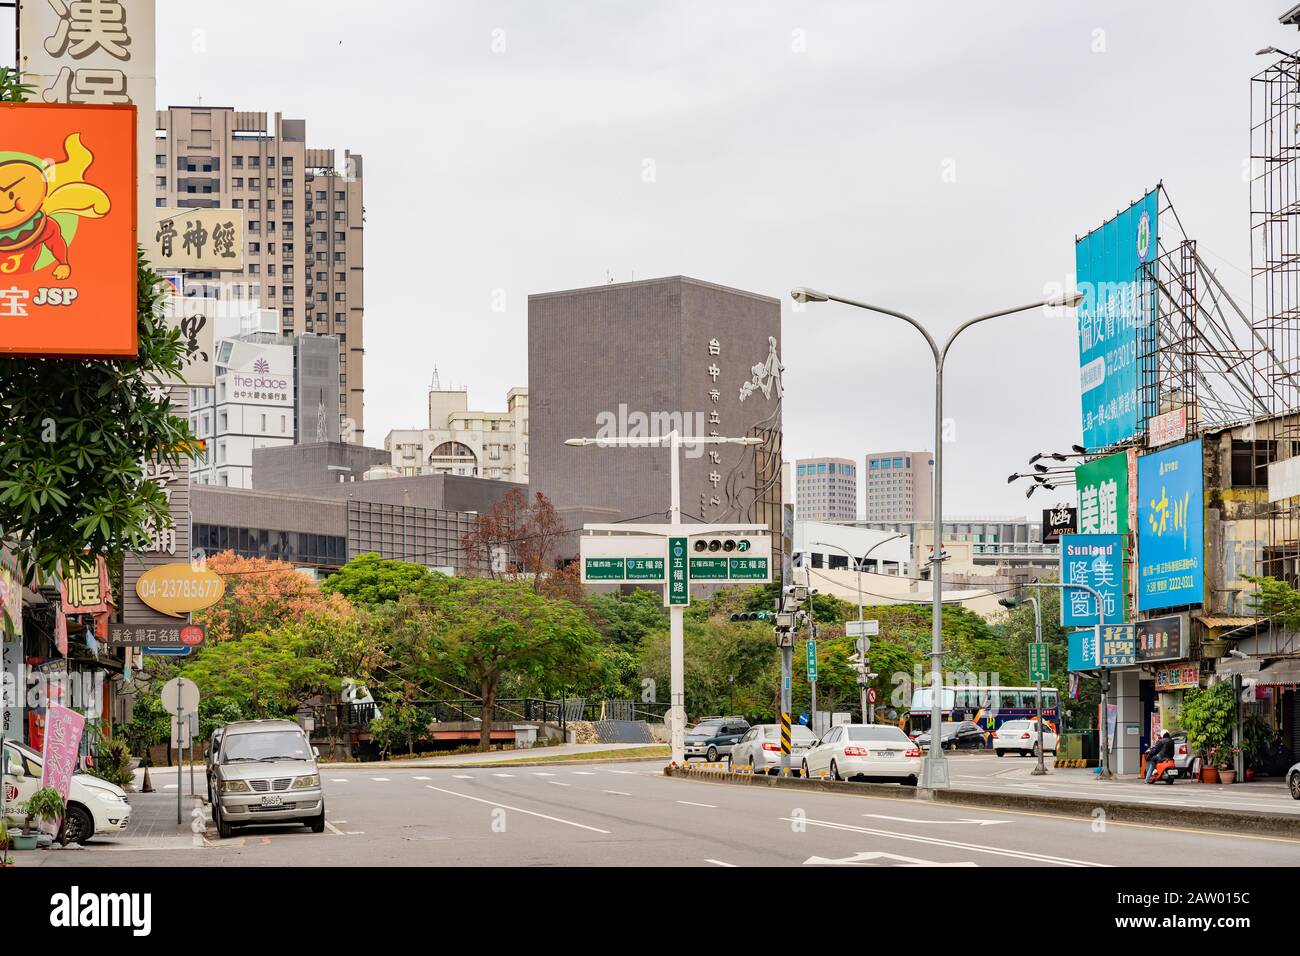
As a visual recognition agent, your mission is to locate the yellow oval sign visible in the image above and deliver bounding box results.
[135,563,226,618]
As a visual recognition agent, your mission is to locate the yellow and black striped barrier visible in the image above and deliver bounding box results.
[1054,757,1098,768]
[780,711,792,758]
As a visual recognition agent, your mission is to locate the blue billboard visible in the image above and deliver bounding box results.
[1059,534,1125,628]
[1137,439,1205,611]
[1075,190,1157,450]
[1068,624,1136,671]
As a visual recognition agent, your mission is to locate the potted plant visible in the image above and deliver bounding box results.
[1182,682,1235,785]
[17,787,66,846]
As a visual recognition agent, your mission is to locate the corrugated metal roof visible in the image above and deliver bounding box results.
[1256,659,1300,687]
[1194,615,1262,629]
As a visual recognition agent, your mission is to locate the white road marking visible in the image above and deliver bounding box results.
[163,784,177,790]
[863,814,1009,827]
[547,781,571,787]
[572,771,597,776]
[330,778,349,783]
[705,858,737,867]
[323,820,345,836]
[784,817,1109,867]
[805,850,976,866]
[413,776,431,781]
[608,770,638,774]
[492,773,516,778]
[603,790,631,796]
[677,800,717,808]
[370,777,391,782]
[424,785,611,833]
[532,772,556,777]
[452,774,474,779]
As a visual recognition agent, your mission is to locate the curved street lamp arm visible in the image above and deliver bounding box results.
[940,299,1062,365]
[822,295,940,365]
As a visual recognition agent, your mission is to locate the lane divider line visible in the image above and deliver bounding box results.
[425,784,611,833]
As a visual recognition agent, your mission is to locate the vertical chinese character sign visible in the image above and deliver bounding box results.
[39,704,85,834]
[0,103,137,356]
[20,0,157,236]
[1137,439,1204,611]
[1059,534,1124,628]
[1074,190,1157,450]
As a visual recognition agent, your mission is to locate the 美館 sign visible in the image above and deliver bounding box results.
[0,103,137,356]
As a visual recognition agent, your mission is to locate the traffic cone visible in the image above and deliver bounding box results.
[141,766,154,793]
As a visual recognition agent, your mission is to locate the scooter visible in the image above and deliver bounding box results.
[1146,758,1178,784]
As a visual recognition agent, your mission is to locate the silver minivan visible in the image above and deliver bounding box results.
[210,719,325,838]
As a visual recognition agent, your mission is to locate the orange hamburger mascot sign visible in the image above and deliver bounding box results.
[0,103,136,357]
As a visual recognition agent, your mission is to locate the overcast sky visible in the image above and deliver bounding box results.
[134,2,1300,517]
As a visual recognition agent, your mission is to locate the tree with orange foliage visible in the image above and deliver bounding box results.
[196,551,357,644]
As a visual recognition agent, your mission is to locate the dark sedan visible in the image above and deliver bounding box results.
[915,721,987,751]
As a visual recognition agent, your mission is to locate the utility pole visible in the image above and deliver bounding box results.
[805,568,817,737]
[566,430,764,767]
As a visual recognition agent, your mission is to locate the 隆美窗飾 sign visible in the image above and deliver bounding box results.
[0,103,137,356]
[1059,534,1124,627]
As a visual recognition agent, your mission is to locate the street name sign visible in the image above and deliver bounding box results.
[1028,643,1049,682]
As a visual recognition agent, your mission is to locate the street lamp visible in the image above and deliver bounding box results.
[791,286,1083,789]
[812,534,906,724]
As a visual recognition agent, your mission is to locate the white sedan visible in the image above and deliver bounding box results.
[801,724,922,785]
[2,740,131,844]
[993,719,1058,757]
[729,724,817,775]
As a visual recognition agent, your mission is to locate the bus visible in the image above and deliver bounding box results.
[904,686,1060,741]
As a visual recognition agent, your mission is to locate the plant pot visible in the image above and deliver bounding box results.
[1246,768,1255,783]
[10,833,38,851]
[1219,769,1237,785]
[1202,766,1220,784]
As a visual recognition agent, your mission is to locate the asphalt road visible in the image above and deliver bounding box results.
[22,758,1300,867]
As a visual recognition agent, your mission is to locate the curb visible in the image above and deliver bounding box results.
[662,766,1300,838]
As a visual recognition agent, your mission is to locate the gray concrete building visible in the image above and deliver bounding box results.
[528,276,783,537]
[155,107,366,443]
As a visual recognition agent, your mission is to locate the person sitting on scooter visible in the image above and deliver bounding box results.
[1144,731,1174,782]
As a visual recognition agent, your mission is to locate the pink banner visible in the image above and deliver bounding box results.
[40,705,85,835]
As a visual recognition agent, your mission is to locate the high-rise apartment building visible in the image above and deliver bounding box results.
[794,457,857,522]
[864,450,933,522]
[154,107,366,443]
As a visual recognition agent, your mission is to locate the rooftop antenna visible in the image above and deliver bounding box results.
[431,366,441,390]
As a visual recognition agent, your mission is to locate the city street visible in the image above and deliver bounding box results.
[20,757,1300,867]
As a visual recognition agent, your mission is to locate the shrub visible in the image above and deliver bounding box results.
[90,738,135,790]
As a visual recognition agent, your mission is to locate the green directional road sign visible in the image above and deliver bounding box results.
[584,558,625,581]
[689,557,729,580]
[806,639,818,682]
[1028,642,1050,683]
[667,537,689,606]
[625,557,665,581]
[729,557,769,580]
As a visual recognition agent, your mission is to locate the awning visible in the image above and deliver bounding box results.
[1194,615,1262,629]
[1256,658,1300,688]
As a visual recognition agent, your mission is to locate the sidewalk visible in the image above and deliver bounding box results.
[950,761,1300,816]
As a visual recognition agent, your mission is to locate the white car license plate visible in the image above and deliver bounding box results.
[260,795,283,807]
[875,751,896,758]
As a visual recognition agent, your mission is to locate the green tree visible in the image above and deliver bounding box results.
[997,584,1100,729]
[322,552,453,606]
[180,626,336,718]
[587,588,667,647]
[0,73,198,590]
[421,579,602,750]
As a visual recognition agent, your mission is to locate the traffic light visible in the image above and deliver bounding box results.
[693,537,752,554]
[729,611,770,622]
[998,596,1023,609]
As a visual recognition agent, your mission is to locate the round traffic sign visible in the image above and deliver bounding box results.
[161,677,200,716]
[867,687,877,704]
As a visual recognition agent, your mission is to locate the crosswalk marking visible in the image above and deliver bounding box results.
[370,777,391,782]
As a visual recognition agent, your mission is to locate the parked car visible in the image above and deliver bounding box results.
[1171,734,1197,777]
[206,725,227,803]
[729,723,817,775]
[915,721,987,751]
[684,717,750,762]
[993,719,1059,757]
[209,719,324,839]
[1289,760,1300,800]
[801,724,922,784]
[2,739,131,844]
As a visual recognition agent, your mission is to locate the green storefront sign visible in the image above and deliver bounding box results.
[1074,449,1132,618]
[584,558,625,581]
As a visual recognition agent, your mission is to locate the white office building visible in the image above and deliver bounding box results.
[384,373,528,483]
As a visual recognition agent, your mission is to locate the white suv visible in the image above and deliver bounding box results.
[993,719,1058,757]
